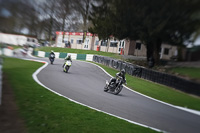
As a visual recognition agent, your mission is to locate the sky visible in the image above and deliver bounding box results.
[0,8,11,17]
[193,37,200,45]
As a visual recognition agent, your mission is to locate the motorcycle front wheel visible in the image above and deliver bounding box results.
[113,85,123,95]
[65,66,69,73]
[104,85,109,92]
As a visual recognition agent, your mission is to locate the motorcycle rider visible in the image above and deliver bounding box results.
[63,54,72,67]
[104,69,127,91]
[49,50,55,64]
[116,69,126,83]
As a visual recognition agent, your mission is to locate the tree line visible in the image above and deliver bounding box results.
[1,0,200,67]
[89,0,200,67]
[0,0,94,43]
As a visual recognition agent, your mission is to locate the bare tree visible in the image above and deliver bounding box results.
[56,0,72,42]
[39,0,60,44]
[71,0,94,32]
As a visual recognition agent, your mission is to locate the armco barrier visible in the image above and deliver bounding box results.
[93,55,200,96]
[0,58,2,105]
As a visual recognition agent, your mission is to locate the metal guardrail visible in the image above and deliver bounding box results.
[93,55,200,96]
[0,58,2,105]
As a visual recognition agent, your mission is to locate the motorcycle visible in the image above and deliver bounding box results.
[49,54,55,64]
[104,76,126,95]
[63,60,72,73]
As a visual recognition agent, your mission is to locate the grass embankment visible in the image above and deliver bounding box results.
[35,47,121,59]
[3,57,158,133]
[0,44,22,49]
[169,67,200,80]
[10,45,23,49]
[92,62,200,111]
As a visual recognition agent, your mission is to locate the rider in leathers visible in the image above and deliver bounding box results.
[63,54,72,67]
[49,50,55,64]
[104,69,126,91]
[116,69,126,83]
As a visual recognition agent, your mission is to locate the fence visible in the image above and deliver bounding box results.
[0,58,2,105]
[93,55,200,96]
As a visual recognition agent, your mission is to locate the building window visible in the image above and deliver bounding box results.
[110,42,118,47]
[95,40,99,45]
[164,48,169,55]
[122,41,124,47]
[136,42,141,50]
[77,39,83,44]
[71,39,74,44]
[101,40,107,46]
[84,45,88,48]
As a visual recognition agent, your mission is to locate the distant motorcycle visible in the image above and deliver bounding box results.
[104,76,126,95]
[20,48,27,57]
[49,54,55,64]
[63,60,72,73]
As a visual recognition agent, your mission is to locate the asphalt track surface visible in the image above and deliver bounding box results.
[26,55,200,133]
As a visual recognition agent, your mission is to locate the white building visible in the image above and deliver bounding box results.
[0,33,38,46]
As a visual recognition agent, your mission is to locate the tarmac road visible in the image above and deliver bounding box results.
[34,57,200,133]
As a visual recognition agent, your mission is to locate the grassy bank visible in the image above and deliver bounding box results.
[0,44,22,49]
[169,67,200,80]
[91,62,200,111]
[35,47,122,59]
[3,57,158,133]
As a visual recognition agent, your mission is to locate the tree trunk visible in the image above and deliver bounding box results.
[146,41,153,61]
[106,39,110,52]
[49,16,53,45]
[146,38,162,68]
[62,15,66,43]
[153,38,162,65]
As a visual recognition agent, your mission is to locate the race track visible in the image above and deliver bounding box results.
[30,56,200,133]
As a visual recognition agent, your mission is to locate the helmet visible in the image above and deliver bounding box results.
[68,54,71,57]
[51,50,54,53]
[121,69,126,75]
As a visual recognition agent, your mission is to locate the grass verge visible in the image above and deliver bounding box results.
[3,57,158,133]
[91,62,200,111]
[169,67,200,80]
[0,44,22,49]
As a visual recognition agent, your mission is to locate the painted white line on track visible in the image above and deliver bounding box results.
[82,61,200,116]
[25,58,163,133]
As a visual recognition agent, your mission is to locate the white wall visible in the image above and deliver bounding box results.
[0,33,27,46]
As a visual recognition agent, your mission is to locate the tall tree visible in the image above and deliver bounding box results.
[89,0,200,67]
[89,0,115,51]
[40,0,60,44]
[71,0,95,32]
[57,0,72,42]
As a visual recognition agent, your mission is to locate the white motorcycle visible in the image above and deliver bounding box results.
[63,60,72,73]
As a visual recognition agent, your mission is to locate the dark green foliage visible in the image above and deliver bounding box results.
[89,0,200,65]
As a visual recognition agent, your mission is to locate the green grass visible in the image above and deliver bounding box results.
[10,45,23,49]
[36,47,122,59]
[169,67,200,80]
[0,43,22,49]
[91,62,200,111]
[3,57,158,133]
